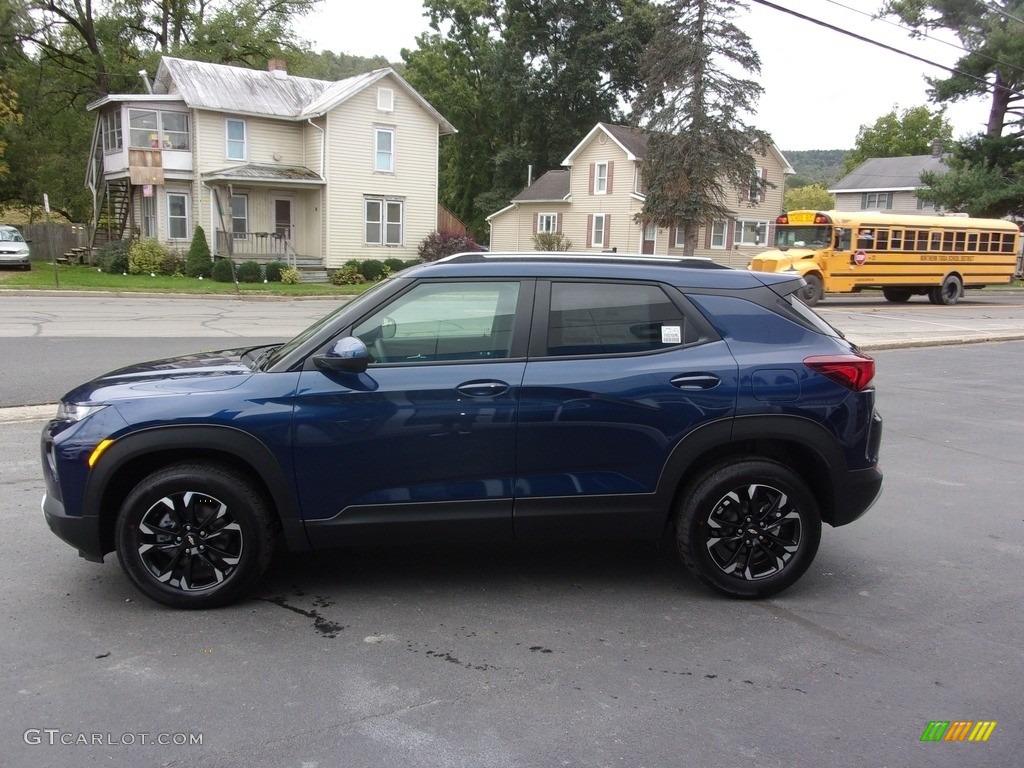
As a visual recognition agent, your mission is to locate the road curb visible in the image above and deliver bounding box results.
[0,405,56,423]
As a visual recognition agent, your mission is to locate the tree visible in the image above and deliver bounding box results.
[881,0,1024,138]
[842,105,953,173]
[0,73,18,181]
[631,0,770,255]
[918,134,1024,218]
[784,184,834,213]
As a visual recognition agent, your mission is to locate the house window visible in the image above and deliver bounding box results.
[166,193,190,240]
[127,109,190,149]
[375,127,395,173]
[594,162,608,194]
[537,213,558,233]
[160,112,190,150]
[128,109,159,148]
[102,111,122,152]
[734,219,768,246]
[861,192,893,210]
[592,214,607,248]
[231,194,248,239]
[748,168,766,202]
[140,190,156,238]
[710,220,727,249]
[377,88,394,111]
[365,197,404,245]
[916,197,936,211]
[226,119,247,160]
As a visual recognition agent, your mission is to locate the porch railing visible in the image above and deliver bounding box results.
[215,231,296,267]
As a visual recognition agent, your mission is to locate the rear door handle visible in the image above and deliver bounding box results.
[456,380,510,397]
[670,373,721,391]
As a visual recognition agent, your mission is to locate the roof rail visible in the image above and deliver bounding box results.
[438,251,731,269]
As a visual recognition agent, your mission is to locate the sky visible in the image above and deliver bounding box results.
[292,0,993,152]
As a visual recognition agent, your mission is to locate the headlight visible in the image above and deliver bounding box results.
[55,402,108,422]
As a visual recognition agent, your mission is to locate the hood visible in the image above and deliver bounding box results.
[0,242,29,253]
[62,347,256,403]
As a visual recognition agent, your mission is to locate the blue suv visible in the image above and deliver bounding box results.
[41,254,882,608]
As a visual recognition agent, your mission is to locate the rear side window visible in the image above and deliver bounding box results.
[546,282,696,356]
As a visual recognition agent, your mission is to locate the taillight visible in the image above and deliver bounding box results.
[804,353,875,391]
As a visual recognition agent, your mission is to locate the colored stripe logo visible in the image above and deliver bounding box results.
[921,721,997,742]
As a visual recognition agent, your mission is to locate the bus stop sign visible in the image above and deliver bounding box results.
[854,249,867,266]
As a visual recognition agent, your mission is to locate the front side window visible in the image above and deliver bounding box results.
[226,119,246,160]
[365,198,404,245]
[166,193,189,240]
[353,281,521,363]
[546,282,694,357]
[375,127,395,173]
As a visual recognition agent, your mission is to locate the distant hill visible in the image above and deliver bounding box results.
[783,149,849,188]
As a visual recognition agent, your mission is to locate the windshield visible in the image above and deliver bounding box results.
[262,277,398,370]
[774,225,831,249]
[0,228,25,242]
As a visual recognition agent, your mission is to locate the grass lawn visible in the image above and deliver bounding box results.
[0,263,370,296]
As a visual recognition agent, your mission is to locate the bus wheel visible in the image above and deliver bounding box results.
[801,274,824,306]
[882,288,912,303]
[929,275,962,306]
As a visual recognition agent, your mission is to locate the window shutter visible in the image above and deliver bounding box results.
[669,226,676,248]
[726,220,735,249]
[533,213,538,234]
[587,214,593,247]
[556,212,562,234]
[605,216,611,248]
[607,161,614,195]
[759,167,767,202]
[704,223,712,249]
[861,193,868,209]
[589,164,595,195]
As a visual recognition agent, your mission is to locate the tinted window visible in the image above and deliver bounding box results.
[546,282,694,357]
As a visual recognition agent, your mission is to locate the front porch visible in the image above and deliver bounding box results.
[214,231,327,282]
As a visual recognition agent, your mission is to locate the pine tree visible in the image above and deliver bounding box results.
[631,0,770,255]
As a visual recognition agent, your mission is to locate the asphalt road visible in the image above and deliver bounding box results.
[0,293,1022,767]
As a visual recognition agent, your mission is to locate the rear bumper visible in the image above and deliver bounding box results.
[41,492,105,563]
[828,465,883,527]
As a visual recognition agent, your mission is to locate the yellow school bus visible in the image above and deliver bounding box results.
[748,210,1022,306]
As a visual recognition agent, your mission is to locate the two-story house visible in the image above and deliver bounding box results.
[86,57,456,275]
[487,122,792,266]
[828,141,948,214]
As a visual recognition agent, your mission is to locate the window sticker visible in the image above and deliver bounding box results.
[661,326,682,344]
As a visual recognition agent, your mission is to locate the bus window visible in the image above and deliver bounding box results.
[967,233,978,251]
[954,232,966,252]
[889,230,902,249]
[774,225,831,248]
[999,233,1015,253]
[875,229,889,249]
[836,228,851,250]
[942,232,955,252]
[980,233,990,252]
[857,229,875,248]
[930,231,942,250]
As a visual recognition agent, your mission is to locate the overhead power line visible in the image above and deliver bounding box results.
[749,0,1024,101]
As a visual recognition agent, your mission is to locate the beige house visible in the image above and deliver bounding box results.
[829,145,948,215]
[86,57,456,277]
[487,122,793,266]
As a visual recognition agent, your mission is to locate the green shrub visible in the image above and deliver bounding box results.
[532,231,573,251]
[383,258,407,273]
[280,267,301,285]
[185,226,213,278]
[264,260,287,282]
[128,239,169,275]
[330,266,363,285]
[418,230,480,261]
[98,240,130,274]
[211,258,235,282]
[160,249,186,276]
[358,259,389,282]
[235,260,263,283]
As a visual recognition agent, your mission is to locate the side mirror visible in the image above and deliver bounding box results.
[313,337,369,374]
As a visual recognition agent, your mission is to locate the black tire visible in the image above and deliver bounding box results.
[928,275,962,305]
[115,463,275,608]
[676,459,821,599]
[800,274,824,306]
[882,287,911,303]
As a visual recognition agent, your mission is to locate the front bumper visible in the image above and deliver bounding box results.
[41,492,105,562]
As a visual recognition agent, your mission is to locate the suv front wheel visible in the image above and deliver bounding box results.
[676,459,821,598]
[115,463,275,608]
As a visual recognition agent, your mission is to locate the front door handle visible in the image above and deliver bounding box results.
[456,380,510,397]
[670,373,721,391]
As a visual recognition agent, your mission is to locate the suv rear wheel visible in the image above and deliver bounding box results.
[676,459,821,598]
[115,464,275,608]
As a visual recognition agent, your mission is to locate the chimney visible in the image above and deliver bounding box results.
[931,138,943,157]
[268,58,287,79]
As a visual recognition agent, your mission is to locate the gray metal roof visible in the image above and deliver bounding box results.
[830,154,949,192]
[512,170,570,202]
[201,163,325,185]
